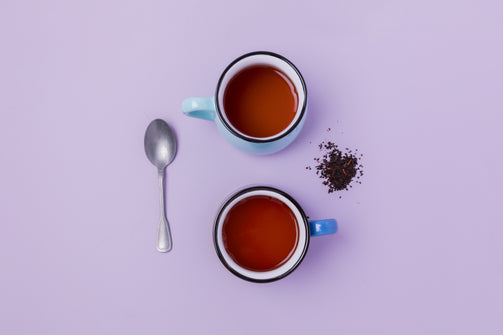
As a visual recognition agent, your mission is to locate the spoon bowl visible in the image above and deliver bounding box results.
[144,119,177,171]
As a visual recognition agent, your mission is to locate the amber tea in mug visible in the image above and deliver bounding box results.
[222,195,299,272]
[223,65,299,138]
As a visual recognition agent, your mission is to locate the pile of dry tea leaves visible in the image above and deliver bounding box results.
[306,139,363,196]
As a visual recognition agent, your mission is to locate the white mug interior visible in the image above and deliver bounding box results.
[215,188,308,282]
[216,53,306,141]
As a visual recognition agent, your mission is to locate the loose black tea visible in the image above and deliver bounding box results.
[306,139,363,195]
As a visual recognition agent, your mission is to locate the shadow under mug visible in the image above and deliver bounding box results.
[182,51,307,155]
[214,186,337,283]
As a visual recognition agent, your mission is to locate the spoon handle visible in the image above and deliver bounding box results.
[157,169,172,252]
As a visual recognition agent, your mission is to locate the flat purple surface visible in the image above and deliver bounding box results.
[1,1,502,334]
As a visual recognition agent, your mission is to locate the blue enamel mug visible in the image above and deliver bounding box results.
[182,51,307,155]
[214,186,337,283]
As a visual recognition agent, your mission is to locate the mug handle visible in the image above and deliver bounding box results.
[309,219,338,236]
[182,97,216,121]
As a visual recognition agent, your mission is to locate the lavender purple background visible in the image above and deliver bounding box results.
[1,1,502,334]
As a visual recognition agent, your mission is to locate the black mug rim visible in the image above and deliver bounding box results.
[213,186,311,283]
[214,51,308,144]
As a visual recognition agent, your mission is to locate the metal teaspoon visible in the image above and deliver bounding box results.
[144,119,177,252]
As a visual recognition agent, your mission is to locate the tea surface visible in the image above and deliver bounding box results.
[222,195,299,272]
[223,65,298,138]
